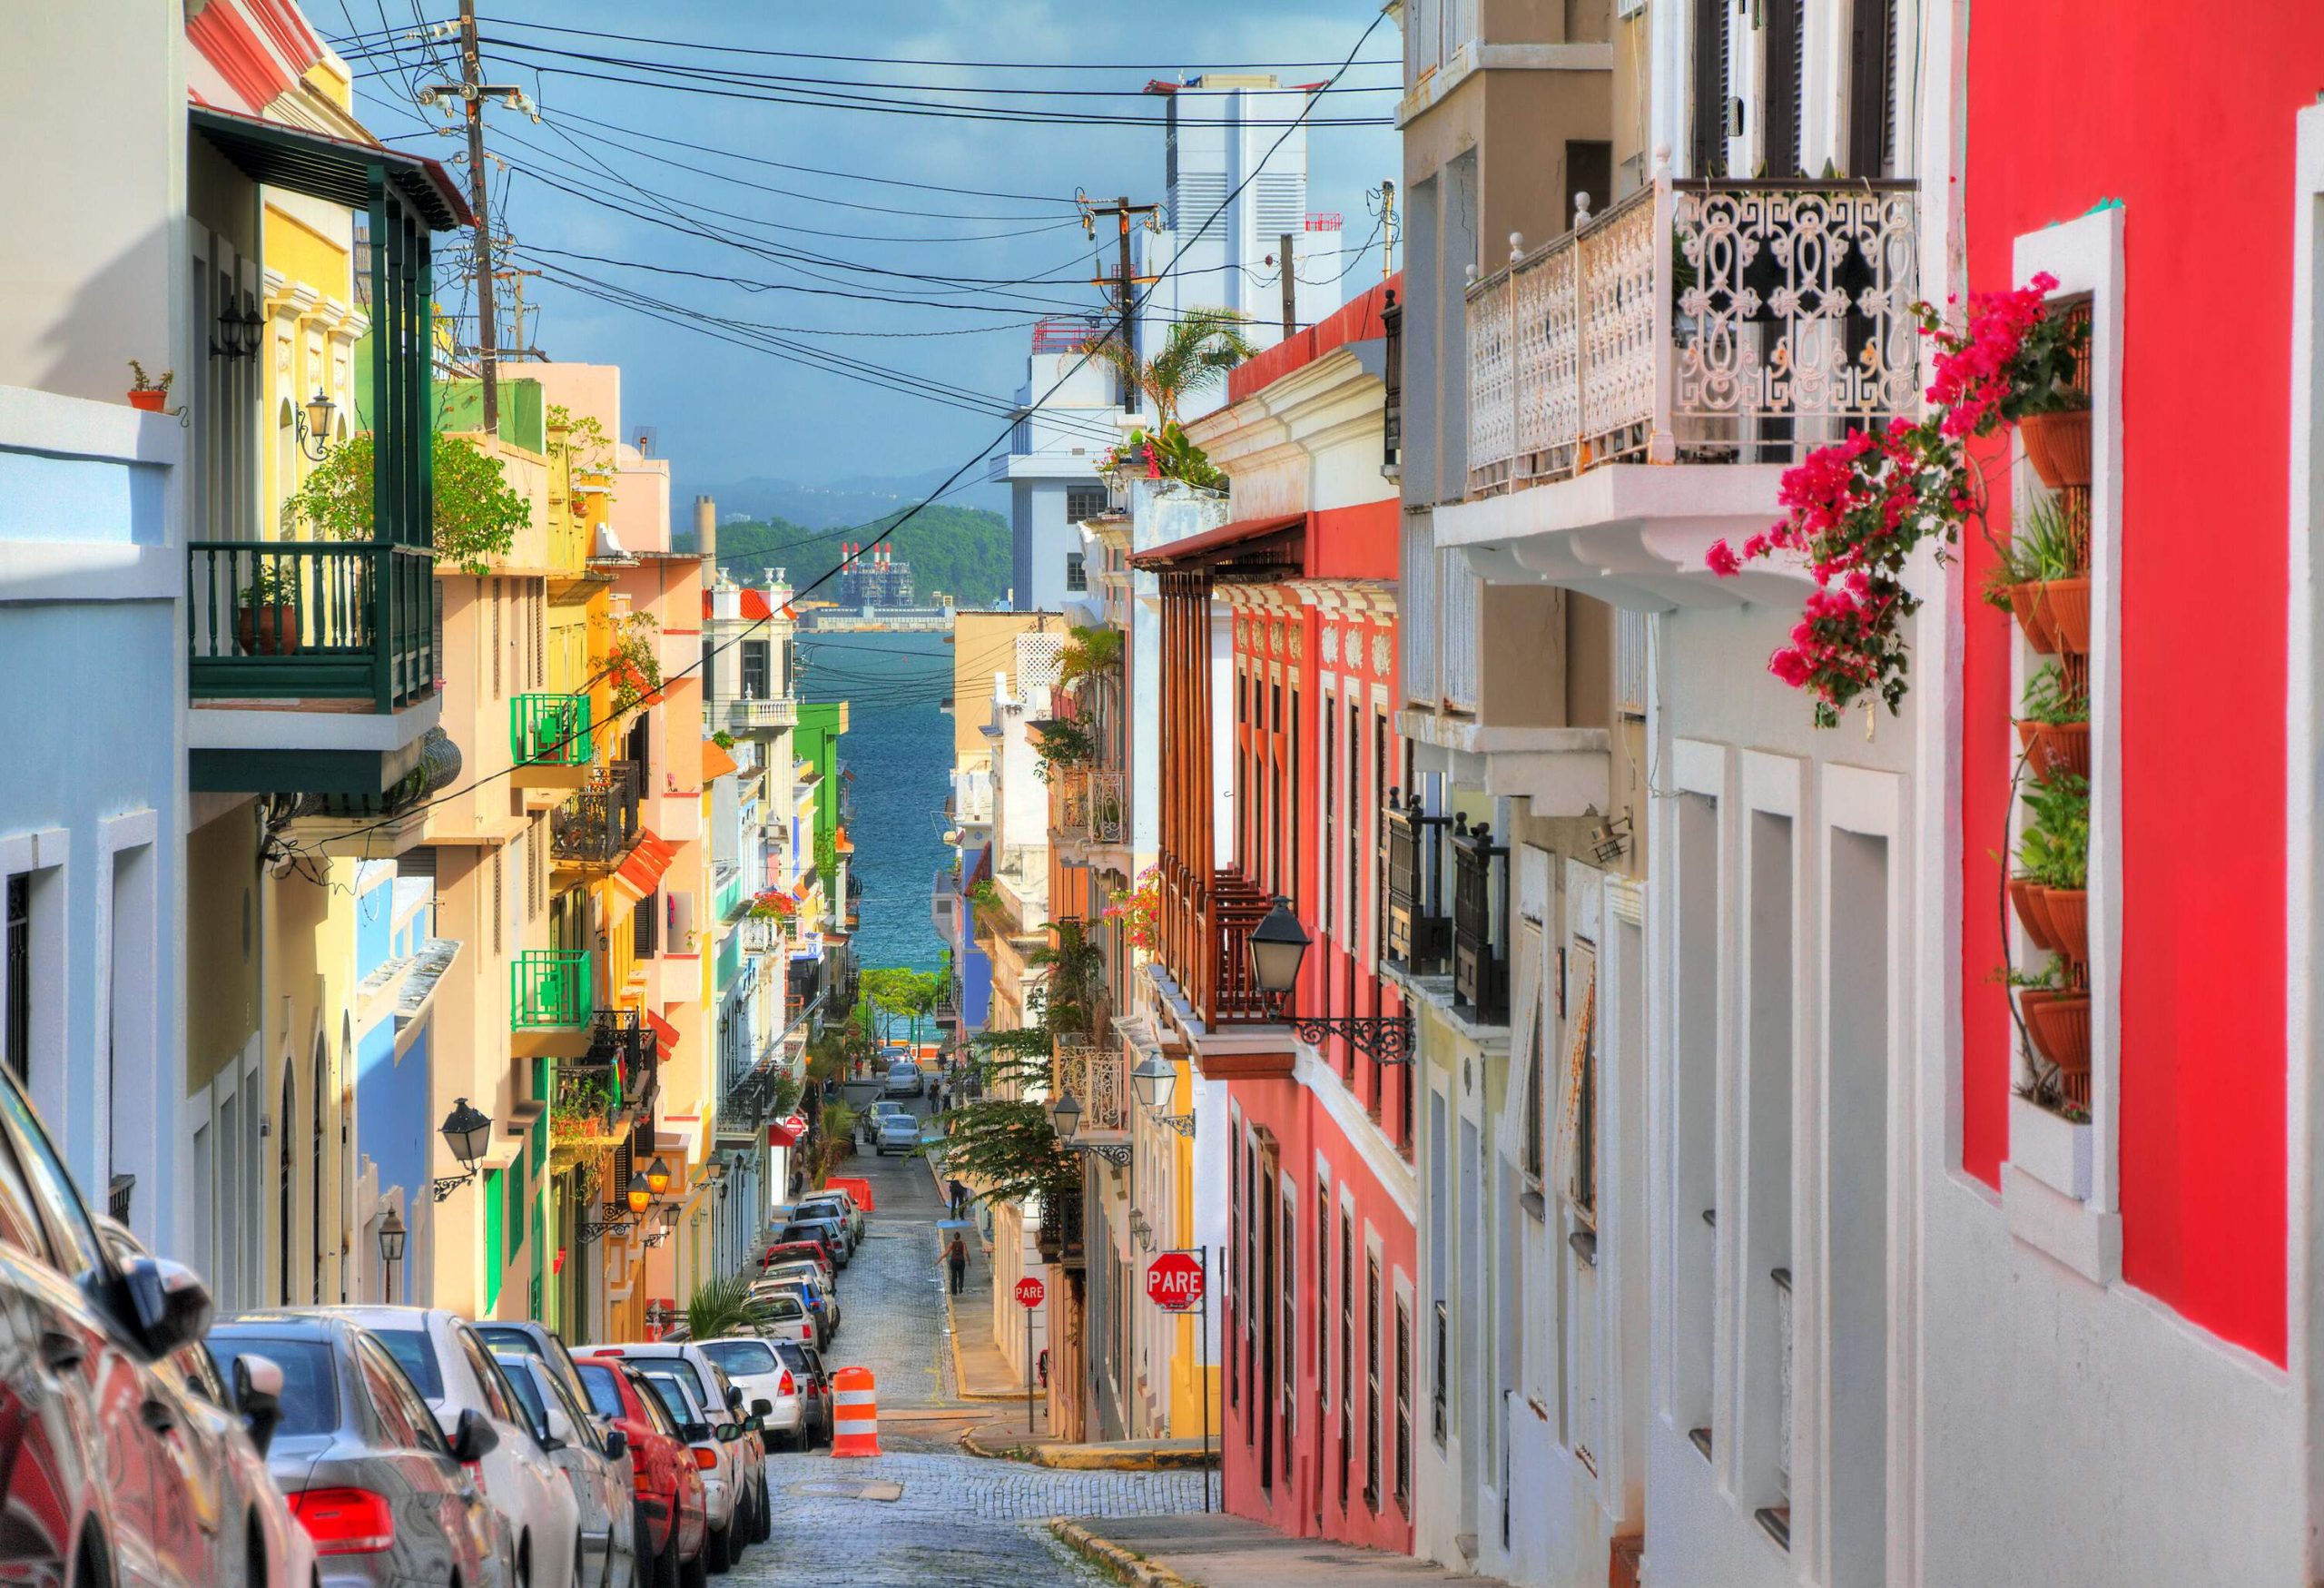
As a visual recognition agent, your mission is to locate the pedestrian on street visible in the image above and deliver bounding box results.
[947,1177,970,1218]
[941,1232,969,1295]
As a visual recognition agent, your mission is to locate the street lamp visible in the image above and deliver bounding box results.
[431,1098,494,1201]
[1246,896,1415,1064]
[645,1156,672,1195]
[625,1174,652,1216]
[583,1174,652,1244]
[1130,1051,1196,1138]
[377,1208,406,1303]
[292,390,336,460]
[1048,1091,1082,1141]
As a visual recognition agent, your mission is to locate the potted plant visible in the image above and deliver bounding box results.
[236,561,302,656]
[2014,662,2090,782]
[127,360,172,413]
[1983,491,2083,656]
[2017,772,2090,962]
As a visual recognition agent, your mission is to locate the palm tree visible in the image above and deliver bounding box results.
[1100,307,1256,426]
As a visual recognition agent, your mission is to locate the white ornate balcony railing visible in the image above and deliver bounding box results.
[1053,1038,1126,1133]
[1465,173,1918,498]
[1084,769,1125,845]
[740,915,790,954]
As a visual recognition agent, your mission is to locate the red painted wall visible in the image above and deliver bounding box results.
[1227,275,1402,405]
[1958,2,2316,1362]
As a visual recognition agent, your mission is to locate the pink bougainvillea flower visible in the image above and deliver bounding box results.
[1706,539,1741,577]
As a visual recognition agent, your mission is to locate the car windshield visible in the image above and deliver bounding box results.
[773,1340,812,1373]
[375,1329,445,1400]
[494,1356,552,1441]
[702,1340,779,1376]
[210,1337,338,1436]
[575,1361,626,1421]
[640,1371,704,1431]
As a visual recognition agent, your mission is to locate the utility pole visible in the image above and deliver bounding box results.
[1080,193,1160,416]
[421,3,531,432]
[1279,231,1297,338]
[1380,180,1397,281]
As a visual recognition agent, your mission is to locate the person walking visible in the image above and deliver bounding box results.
[941,1232,969,1296]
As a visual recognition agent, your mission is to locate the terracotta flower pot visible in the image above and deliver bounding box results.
[2009,876,2061,952]
[2007,585,2058,655]
[2042,577,2093,654]
[237,603,301,656]
[2043,887,2089,962]
[2020,409,2093,489]
[2024,992,2093,1108]
[2014,719,2090,782]
[127,389,167,413]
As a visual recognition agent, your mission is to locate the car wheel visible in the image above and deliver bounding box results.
[677,1540,706,1588]
[650,1510,679,1588]
[73,1526,113,1588]
[572,1529,587,1588]
[705,1524,730,1575]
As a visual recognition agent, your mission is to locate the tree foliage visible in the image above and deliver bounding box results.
[284,431,530,576]
[1098,306,1256,426]
[684,1272,778,1342]
[860,966,947,1051]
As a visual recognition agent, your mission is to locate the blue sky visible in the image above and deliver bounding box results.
[335,1,1399,499]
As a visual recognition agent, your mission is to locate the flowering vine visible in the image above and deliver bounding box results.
[1103,866,1162,954]
[1707,273,2088,728]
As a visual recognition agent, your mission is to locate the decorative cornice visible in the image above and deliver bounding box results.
[1289,577,1398,616]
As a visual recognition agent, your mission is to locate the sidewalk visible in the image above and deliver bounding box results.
[1050,1514,1508,1587]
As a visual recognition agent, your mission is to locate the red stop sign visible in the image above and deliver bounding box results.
[1014,1276,1047,1308]
[1146,1251,1205,1311]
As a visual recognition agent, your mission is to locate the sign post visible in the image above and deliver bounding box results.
[1015,1274,1046,1435]
[1145,1250,1211,1512]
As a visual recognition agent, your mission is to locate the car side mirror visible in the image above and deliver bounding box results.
[725,1385,744,1411]
[232,1353,284,1457]
[751,1397,773,1416]
[600,1427,628,1462]
[119,1256,213,1360]
[715,1422,743,1443]
[452,1406,499,1464]
[544,1403,575,1449]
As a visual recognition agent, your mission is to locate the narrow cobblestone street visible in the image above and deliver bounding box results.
[741,1094,1206,1583]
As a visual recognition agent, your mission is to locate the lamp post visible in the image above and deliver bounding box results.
[291,390,336,460]
[1130,1051,1196,1137]
[1049,1090,1129,1169]
[431,1099,495,1201]
[377,1208,406,1304]
[580,1173,652,1243]
[1246,896,1415,1063]
[645,1156,672,1196]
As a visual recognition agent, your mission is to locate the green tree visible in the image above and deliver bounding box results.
[283,431,531,576]
[862,966,947,1052]
[925,1028,1080,1208]
[684,1273,777,1340]
[1099,307,1256,426]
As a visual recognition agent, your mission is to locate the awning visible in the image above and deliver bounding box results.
[610,831,676,905]
[646,1010,682,1055]
[190,104,470,230]
[701,741,739,781]
[1129,511,1305,572]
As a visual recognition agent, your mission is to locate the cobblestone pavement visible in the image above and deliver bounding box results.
[747,1448,1205,1585]
[817,1095,961,1415]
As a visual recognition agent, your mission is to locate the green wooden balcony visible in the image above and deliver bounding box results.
[512,950,592,1031]
[188,540,437,705]
[513,693,593,766]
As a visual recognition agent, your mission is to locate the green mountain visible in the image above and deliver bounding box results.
[689,503,1011,607]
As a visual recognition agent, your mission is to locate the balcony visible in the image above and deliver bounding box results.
[550,761,642,869]
[1036,1192,1087,1268]
[1053,1038,1127,1138]
[185,107,467,798]
[1451,816,1511,1028]
[1083,769,1127,847]
[724,692,798,735]
[1382,792,1452,979]
[510,692,593,789]
[512,950,593,1058]
[1150,863,1291,1077]
[1442,173,1918,610]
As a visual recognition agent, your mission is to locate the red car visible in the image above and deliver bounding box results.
[761,1240,834,1282]
[575,1355,706,1587]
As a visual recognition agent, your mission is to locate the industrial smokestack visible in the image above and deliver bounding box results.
[694,495,716,565]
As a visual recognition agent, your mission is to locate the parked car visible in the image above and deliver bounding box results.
[883,1059,925,1097]
[755,1261,841,1335]
[496,1350,639,1588]
[333,1307,577,1588]
[627,1369,744,1573]
[580,1345,770,1561]
[475,1318,596,1410]
[748,1274,833,1348]
[695,1336,805,1452]
[210,1312,506,1588]
[774,1339,833,1449]
[756,1240,832,1283]
[773,1202,856,1261]
[574,1357,705,1588]
[773,1218,849,1270]
[793,1190,864,1245]
[872,1111,921,1156]
[94,1218,318,1588]
[0,1058,260,1588]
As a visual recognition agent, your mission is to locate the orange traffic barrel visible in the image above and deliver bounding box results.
[830,1366,881,1457]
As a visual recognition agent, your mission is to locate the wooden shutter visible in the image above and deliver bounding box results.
[1848,0,1898,178]
[1555,946,1599,1210]
[1766,0,1805,177]
[1690,0,1728,178]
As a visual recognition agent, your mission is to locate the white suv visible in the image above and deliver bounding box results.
[336,1307,576,1588]
[582,1342,771,1555]
[698,1336,807,1451]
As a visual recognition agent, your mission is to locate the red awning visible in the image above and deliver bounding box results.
[1129,511,1306,571]
[646,1010,682,1055]
[610,831,676,904]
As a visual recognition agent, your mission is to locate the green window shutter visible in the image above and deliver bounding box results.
[509,1155,527,1267]
[484,1168,505,1315]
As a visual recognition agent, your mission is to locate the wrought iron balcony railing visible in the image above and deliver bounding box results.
[1450,815,1510,1027]
[1381,791,1452,978]
[512,692,592,766]
[1052,1038,1126,1134]
[512,949,592,1031]
[550,760,642,864]
[584,1007,659,1117]
[1035,1192,1087,1267]
[1464,174,1918,497]
[1084,769,1126,845]
[188,539,437,709]
[1055,771,1092,842]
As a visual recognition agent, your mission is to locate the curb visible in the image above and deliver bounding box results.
[962,1428,1216,1471]
[1047,1518,1198,1588]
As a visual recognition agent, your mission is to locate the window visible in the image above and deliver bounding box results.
[1847,0,1899,178]
[1339,1208,1354,1508]
[1066,484,1108,523]
[1764,0,1806,178]
[1558,952,1600,1214]
[312,1038,328,1307]
[492,852,504,957]
[1228,1128,1241,1409]
[5,875,26,1083]
[1690,0,1729,178]
[1316,1179,1331,1422]
[279,1064,293,1306]
[1364,1252,1383,1511]
[1280,1190,1296,1464]
[491,578,503,698]
[1257,1154,1274,1484]
[1065,552,1087,593]
[742,639,771,700]
[1322,701,1336,932]
[1394,1297,1413,1513]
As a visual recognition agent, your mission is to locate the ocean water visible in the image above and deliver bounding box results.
[795,629,952,976]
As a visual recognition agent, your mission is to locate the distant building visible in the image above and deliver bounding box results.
[834,541,915,607]
[992,318,1122,615]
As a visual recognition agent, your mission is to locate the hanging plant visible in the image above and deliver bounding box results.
[1708,273,2090,728]
[1102,866,1162,954]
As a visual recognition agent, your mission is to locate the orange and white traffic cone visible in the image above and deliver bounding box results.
[829,1366,881,1457]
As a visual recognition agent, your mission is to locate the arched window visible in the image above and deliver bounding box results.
[278,1060,294,1307]
[312,1032,329,1306]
